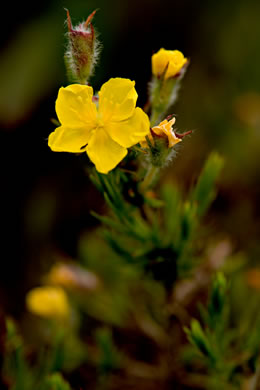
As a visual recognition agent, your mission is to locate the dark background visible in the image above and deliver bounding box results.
[1,0,260,314]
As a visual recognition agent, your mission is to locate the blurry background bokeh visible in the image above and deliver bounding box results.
[1,0,260,314]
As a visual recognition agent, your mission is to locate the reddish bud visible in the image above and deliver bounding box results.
[65,10,100,84]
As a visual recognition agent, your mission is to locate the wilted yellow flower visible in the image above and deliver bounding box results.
[152,49,187,79]
[26,286,70,319]
[48,78,150,174]
[152,117,181,148]
[141,117,181,149]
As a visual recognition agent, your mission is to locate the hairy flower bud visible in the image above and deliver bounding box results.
[65,10,100,84]
[149,48,188,126]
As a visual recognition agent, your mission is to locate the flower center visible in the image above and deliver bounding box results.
[94,112,105,130]
[94,119,103,132]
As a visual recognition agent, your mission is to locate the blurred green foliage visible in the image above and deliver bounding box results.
[184,271,260,389]
[1,152,228,389]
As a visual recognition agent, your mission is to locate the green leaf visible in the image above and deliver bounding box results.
[95,328,122,375]
[161,184,182,247]
[184,319,216,363]
[190,153,224,217]
[208,272,227,325]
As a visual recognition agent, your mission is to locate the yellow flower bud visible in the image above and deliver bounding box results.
[152,49,188,79]
[26,286,70,319]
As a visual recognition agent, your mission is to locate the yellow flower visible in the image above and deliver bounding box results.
[48,78,150,174]
[26,286,70,319]
[152,49,187,79]
[141,117,181,148]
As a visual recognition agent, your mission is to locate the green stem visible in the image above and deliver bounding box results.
[140,165,160,192]
[150,109,162,127]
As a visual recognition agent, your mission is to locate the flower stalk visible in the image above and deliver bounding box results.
[140,165,160,192]
[150,77,179,126]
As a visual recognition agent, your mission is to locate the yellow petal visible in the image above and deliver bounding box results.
[56,84,97,127]
[167,131,181,148]
[86,128,127,174]
[153,117,176,136]
[152,48,169,76]
[99,78,137,122]
[166,51,187,78]
[48,125,93,153]
[105,107,150,148]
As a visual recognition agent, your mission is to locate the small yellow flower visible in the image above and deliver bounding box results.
[26,286,70,319]
[48,78,150,174]
[152,49,187,79]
